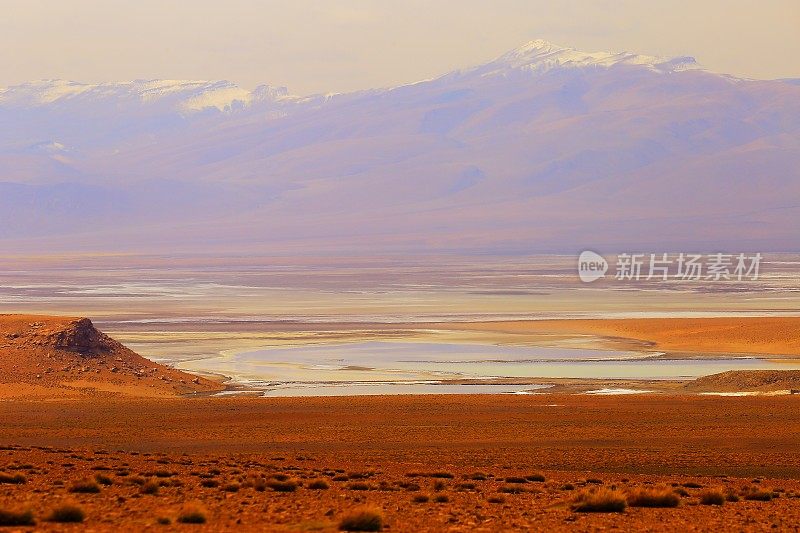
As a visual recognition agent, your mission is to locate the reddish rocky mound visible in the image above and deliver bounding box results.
[0,314,224,398]
[687,370,800,393]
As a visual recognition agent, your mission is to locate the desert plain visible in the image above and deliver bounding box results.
[1,314,799,531]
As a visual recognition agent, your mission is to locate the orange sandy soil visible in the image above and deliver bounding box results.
[2,314,800,530]
[1,394,799,531]
[435,317,800,356]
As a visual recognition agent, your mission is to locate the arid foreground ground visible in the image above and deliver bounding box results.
[1,394,800,532]
[2,314,800,531]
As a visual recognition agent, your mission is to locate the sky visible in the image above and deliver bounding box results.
[2,0,799,94]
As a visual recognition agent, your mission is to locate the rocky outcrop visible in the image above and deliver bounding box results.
[47,318,120,356]
[0,314,224,397]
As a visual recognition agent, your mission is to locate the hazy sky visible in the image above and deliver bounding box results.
[2,0,798,94]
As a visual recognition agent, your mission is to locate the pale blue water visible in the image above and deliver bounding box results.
[176,341,800,396]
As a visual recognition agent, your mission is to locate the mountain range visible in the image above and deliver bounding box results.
[1,39,798,254]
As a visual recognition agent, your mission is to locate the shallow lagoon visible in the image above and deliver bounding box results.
[177,340,800,396]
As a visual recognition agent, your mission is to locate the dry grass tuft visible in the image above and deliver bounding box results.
[222,483,240,492]
[0,508,35,526]
[267,478,299,492]
[743,489,774,501]
[339,506,383,532]
[94,473,113,486]
[699,488,726,506]
[308,479,330,490]
[725,489,741,502]
[68,480,101,493]
[47,504,85,523]
[626,487,680,508]
[176,505,207,524]
[0,473,26,484]
[140,480,160,495]
[571,487,627,513]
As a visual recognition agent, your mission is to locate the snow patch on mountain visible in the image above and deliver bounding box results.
[0,79,292,114]
[473,39,699,77]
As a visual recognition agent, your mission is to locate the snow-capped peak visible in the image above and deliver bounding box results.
[477,39,699,76]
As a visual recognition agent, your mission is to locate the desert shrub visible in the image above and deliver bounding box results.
[487,495,505,504]
[176,506,206,524]
[673,487,690,497]
[571,488,627,513]
[308,479,330,490]
[433,494,449,503]
[0,508,35,526]
[561,484,575,491]
[585,478,604,485]
[339,506,383,532]
[271,473,290,481]
[140,481,160,495]
[69,480,101,493]
[699,488,725,506]
[222,483,239,492]
[505,476,528,484]
[253,478,267,491]
[682,482,703,489]
[333,475,350,482]
[348,482,371,491]
[432,480,446,491]
[412,494,429,503]
[458,482,476,490]
[267,479,298,492]
[200,479,219,488]
[427,472,454,479]
[156,516,171,525]
[47,504,85,523]
[499,485,525,494]
[743,490,773,501]
[468,472,488,481]
[526,473,546,482]
[626,487,680,508]
[0,473,26,484]
[725,489,741,502]
[94,473,113,486]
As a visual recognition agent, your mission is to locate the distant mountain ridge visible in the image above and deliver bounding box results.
[1,40,798,253]
[0,79,290,112]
